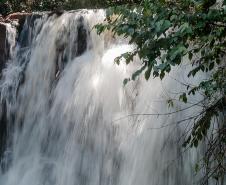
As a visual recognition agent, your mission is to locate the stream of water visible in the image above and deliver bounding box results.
[0,10,208,185]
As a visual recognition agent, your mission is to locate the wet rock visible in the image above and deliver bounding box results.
[76,16,88,57]
[77,20,87,57]
[0,22,7,72]
[70,16,88,59]
[5,12,31,22]
[0,23,8,163]
[48,10,64,17]
[0,101,7,157]
[54,15,88,77]
[18,13,43,48]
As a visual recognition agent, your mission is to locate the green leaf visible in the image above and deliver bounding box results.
[179,23,193,35]
[145,65,152,80]
[153,71,159,77]
[123,78,130,86]
[169,45,187,61]
[114,56,121,65]
[160,71,165,80]
[132,65,146,81]
[188,52,193,60]
[167,99,174,108]
[158,63,167,70]
[155,20,171,34]
[179,93,187,103]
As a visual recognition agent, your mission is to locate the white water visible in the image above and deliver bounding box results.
[0,10,207,185]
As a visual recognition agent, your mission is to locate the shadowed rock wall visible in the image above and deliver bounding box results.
[0,22,7,73]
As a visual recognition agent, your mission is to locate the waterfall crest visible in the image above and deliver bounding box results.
[0,10,204,185]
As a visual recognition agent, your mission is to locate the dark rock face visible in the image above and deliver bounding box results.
[18,13,43,48]
[69,16,88,59]
[77,19,87,57]
[0,22,8,168]
[0,101,7,168]
[0,22,7,73]
[54,15,88,77]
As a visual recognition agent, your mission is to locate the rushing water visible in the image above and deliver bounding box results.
[0,10,209,185]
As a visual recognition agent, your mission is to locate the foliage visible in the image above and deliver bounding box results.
[0,0,11,15]
[95,0,226,183]
[0,0,142,14]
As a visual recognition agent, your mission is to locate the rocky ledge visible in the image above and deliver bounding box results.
[2,12,31,23]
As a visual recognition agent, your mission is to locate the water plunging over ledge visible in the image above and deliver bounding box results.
[0,10,207,185]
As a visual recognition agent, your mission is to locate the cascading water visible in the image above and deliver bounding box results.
[0,10,208,185]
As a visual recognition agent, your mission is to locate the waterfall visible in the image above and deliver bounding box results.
[0,10,207,185]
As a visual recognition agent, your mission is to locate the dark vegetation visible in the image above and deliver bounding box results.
[0,0,141,16]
